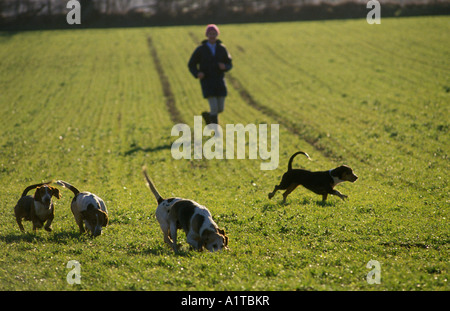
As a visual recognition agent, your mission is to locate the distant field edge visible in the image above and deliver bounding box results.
[1,2,449,31]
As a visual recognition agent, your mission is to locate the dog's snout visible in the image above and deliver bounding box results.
[93,226,102,237]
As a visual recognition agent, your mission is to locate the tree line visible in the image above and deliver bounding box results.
[1,0,448,29]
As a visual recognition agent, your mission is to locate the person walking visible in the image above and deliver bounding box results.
[188,24,232,125]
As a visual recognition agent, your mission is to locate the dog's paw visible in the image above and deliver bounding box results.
[268,193,274,199]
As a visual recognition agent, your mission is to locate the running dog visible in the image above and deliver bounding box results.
[268,151,358,203]
[143,167,228,253]
[14,181,61,232]
[56,180,108,237]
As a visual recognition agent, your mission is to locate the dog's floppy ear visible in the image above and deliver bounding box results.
[99,209,109,227]
[50,186,62,199]
[223,235,229,248]
[218,228,229,247]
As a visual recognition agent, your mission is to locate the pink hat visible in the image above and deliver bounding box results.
[205,24,220,36]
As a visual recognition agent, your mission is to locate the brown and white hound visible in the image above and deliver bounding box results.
[14,181,62,232]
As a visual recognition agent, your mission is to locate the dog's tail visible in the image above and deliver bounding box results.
[55,180,80,196]
[288,151,311,171]
[142,166,164,204]
[21,180,54,197]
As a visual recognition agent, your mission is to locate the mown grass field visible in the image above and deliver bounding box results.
[0,16,448,291]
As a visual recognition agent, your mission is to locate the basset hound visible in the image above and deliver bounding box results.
[14,181,61,232]
[143,167,228,252]
[56,180,108,237]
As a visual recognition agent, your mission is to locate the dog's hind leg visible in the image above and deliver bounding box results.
[169,222,179,252]
[282,184,298,203]
[75,219,85,234]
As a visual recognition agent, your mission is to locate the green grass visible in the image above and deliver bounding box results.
[0,16,448,291]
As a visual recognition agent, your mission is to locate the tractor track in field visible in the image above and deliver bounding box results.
[226,73,334,157]
[147,36,184,125]
[225,74,371,164]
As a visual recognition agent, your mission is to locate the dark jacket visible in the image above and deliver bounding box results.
[188,40,232,98]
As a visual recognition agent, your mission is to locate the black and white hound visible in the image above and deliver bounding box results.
[143,167,228,252]
[56,180,108,237]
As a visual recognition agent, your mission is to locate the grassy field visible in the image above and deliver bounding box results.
[0,16,448,291]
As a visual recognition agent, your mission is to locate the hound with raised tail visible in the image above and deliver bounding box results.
[56,180,108,237]
[268,151,358,203]
[142,167,228,253]
[14,181,61,232]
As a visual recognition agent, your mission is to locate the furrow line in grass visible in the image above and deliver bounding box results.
[225,73,357,164]
[147,35,184,125]
[357,29,450,75]
[260,41,335,94]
